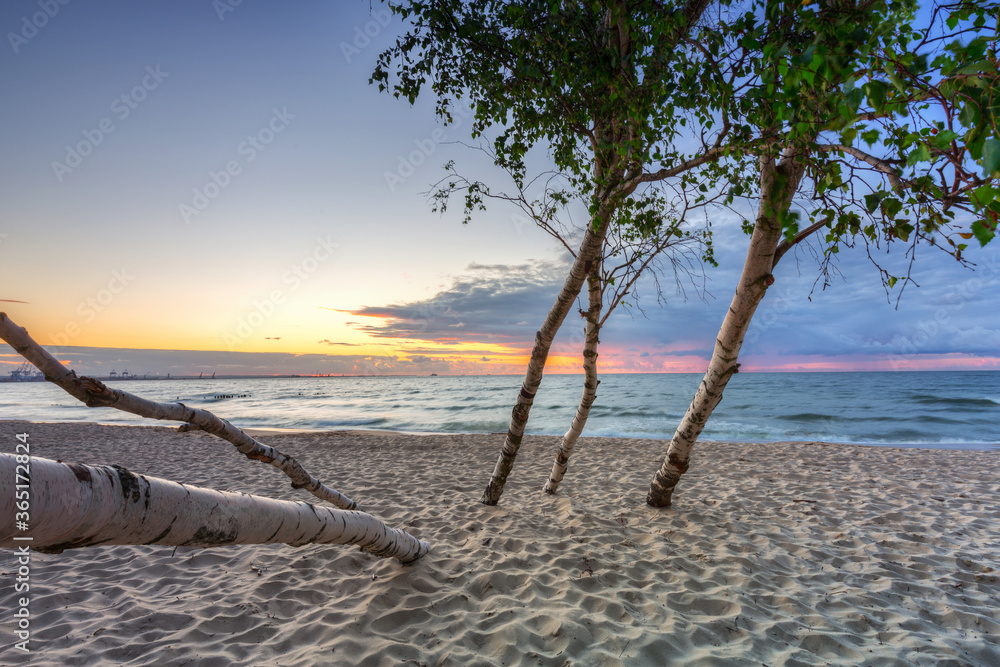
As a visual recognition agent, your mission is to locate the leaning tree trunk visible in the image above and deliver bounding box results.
[481,213,610,505]
[480,0,713,506]
[0,454,428,562]
[0,313,359,511]
[646,151,808,507]
[543,263,603,494]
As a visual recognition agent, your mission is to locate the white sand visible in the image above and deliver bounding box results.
[2,420,998,666]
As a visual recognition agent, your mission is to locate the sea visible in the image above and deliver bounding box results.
[1,371,997,450]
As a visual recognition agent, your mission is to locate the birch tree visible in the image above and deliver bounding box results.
[646,0,1000,505]
[1,454,428,563]
[375,0,725,505]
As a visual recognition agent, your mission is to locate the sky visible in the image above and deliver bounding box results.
[1,0,998,378]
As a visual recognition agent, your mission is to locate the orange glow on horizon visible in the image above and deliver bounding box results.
[3,307,998,375]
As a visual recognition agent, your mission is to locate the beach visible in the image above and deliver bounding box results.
[2,420,998,666]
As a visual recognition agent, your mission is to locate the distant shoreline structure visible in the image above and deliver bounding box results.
[2,362,44,382]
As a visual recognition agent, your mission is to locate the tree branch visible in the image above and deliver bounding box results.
[772,219,829,268]
[0,312,361,511]
[817,144,903,190]
[623,146,728,191]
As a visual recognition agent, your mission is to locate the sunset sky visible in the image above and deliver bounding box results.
[2,0,998,377]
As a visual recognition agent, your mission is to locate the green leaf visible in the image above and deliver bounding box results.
[982,138,1000,176]
[906,143,931,167]
[864,81,887,110]
[888,73,907,93]
[932,130,960,150]
[959,102,982,128]
[864,192,884,214]
[971,220,996,246]
[882,198,902,218]
[887,276,897,288]
[844,87,864,112]
[972,185,998,208]
[958,61,996,75]
[783,220,800,244]
[860,129,880,146]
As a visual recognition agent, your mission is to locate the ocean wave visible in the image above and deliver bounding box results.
[776,413,844,422]
[617,410,672,418]
[315,418,389,428]
[909,394,1000,408]
[866,414,967,425]
[913,415,968,425]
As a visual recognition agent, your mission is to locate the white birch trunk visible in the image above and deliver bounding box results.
[543,265,602,494]
[0,313,359,511]
[646,152,809,507]
[0,454,428,563]
[481,215,610,505]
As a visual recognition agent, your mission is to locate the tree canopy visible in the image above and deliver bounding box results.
[375,0,997,261]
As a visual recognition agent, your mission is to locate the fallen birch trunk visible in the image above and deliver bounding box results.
[0,454,429,563]
[0,313,358,511]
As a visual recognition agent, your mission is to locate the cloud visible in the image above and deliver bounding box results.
[399,346,521,356]
[340,259,572,346]
[0,299,29,304]
[408,355,434,364]
[330,237,1000,372]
